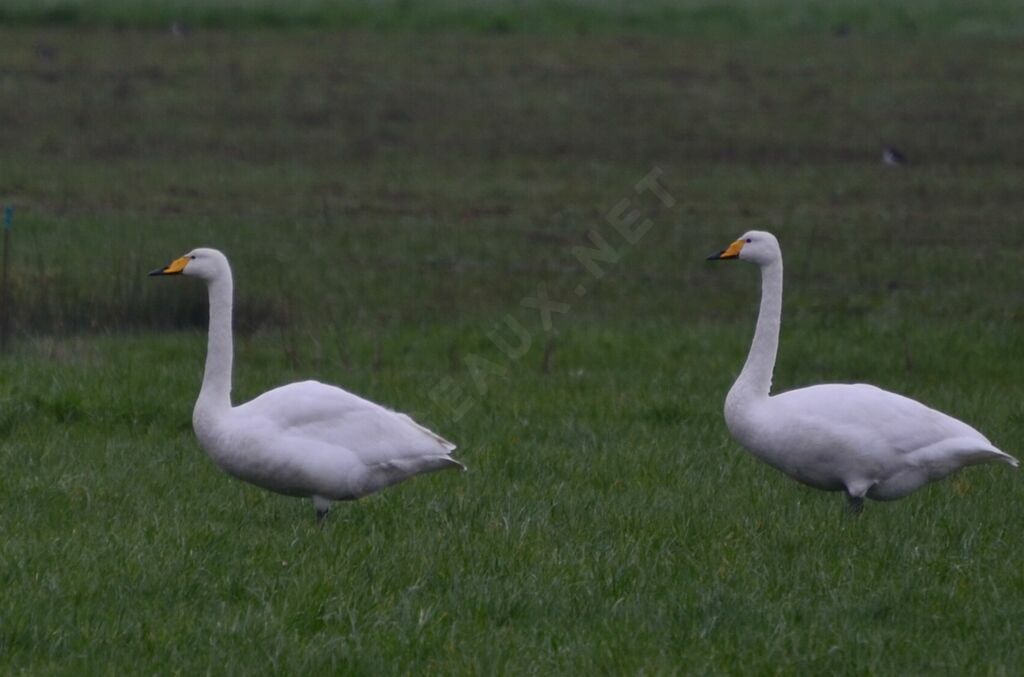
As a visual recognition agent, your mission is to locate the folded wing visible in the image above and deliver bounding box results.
[772,383,1017,468]
[235,380,461,468]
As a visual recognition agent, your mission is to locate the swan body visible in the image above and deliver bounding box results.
[151,248,463,521]
[708,231,1017,510]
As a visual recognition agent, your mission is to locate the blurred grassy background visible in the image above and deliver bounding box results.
[2,28,1023,336]
[1,0,1023,35]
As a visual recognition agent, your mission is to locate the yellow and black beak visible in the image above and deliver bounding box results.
[706,239,744,261]
[148,256,190,276]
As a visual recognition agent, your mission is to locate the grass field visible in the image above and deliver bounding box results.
[2,3,1024,673]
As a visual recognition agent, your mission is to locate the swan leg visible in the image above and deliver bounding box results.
[313,495,332,525]
[844,479,875,515]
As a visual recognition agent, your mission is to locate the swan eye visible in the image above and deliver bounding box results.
[745,238,752,243]
[189,255,197,260]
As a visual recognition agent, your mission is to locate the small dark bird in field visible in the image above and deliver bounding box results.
[882,146,908,166]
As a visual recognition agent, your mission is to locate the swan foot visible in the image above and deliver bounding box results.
[845,494,864,515]
[316,508,329,526]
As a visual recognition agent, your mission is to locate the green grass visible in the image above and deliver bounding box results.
[3,326,1024,672]
[2,24,1024,673]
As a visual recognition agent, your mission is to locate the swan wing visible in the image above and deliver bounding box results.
[770,383,1017,467]
[234,380,460,467]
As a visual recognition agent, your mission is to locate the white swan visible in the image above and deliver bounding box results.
[707,231,1017,511]
[150,248,464,522]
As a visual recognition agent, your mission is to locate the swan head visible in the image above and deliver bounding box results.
[148,247,230,281]
[706,230,780,266]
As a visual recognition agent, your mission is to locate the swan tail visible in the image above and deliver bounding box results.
[348,455,464,497]
[913,437,1019,472]
[398,455,465,472]
[442,456,467,472]
[987,449,1019,468]
[959,442,1018,468]
[366,455,465,489]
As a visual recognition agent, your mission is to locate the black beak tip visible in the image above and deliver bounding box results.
[148,268,165,276]
[706,251,723,261]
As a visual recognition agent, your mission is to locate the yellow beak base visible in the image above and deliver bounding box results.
[149,256,190,276]
[707,239,744,261]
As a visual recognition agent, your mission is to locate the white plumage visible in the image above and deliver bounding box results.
[708,231,1017,511]
[150,248,463,522]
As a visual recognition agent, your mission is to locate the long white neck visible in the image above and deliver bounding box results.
[196,270,234,415]
[728,258,783,404]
